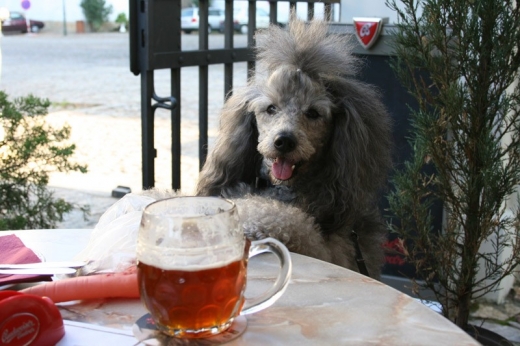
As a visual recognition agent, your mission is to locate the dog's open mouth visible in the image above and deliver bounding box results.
[271,157,299,181]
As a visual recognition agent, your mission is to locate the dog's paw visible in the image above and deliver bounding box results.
[233,196,332,263]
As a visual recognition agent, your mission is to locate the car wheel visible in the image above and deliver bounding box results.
[240,25,247,34]
[31,25,39,33]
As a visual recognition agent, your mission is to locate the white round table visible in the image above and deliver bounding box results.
[5,229,479,345]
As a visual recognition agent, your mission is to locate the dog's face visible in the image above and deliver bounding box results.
[249,67,334,186]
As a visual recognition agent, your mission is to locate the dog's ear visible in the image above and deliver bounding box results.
[327,79,393,211]
[196,89,260,196]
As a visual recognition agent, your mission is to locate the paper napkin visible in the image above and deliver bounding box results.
[0,234,53,286]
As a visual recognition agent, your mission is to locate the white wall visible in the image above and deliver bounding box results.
[0,0,397,24]
[340,0,399,24]
[0,0,128,22]
[211,1,341,23]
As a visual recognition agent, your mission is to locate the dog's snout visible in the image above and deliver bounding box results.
[274,133,297,153]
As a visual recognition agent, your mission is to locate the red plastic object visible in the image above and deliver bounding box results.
[0,290,65,346]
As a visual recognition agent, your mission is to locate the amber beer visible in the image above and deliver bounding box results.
[137,197,291,339]
[137,252,248,338]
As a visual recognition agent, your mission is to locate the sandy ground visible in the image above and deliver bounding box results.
[45,108,215,229]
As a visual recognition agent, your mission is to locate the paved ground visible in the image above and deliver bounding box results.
[1,30,519,344]
[1,30,250,227]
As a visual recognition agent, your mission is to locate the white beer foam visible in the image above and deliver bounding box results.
[137,240,245,271]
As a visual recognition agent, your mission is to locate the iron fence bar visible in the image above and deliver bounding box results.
[269,1,278,25]
[171,0,182,191]
[150,48,253,69]
[141,70,155,189]
[247,1,257,77]
[149,89,179,188]
[129,0,139,75]
[199,1,209,40]
[171,67,181,190]
[224,0,235,99]
[199,64,209,170]
[198,1,210,170]
[308,2,314,20]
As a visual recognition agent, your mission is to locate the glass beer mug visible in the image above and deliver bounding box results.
[136,196,292,339]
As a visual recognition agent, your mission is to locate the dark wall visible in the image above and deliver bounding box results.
[354,54,444,279]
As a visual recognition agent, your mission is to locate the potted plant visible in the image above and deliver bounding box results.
[385,0,520,340]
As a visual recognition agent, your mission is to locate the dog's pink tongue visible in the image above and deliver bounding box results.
[272,158,294,181]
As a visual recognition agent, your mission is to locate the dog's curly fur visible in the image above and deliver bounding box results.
[195,18,393,279]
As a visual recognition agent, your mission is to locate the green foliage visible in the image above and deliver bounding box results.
[189,1,214,8]
[115,12,128,25]
[386,0,520,329]
[0,91,88,230]
[80,0,113,32]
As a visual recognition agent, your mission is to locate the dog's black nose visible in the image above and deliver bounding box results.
[274,133,297,153]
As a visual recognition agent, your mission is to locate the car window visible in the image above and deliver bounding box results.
[233,8,269,16]
[11,12,23,20]
[257,9,269,16]
[181,8,193,17]
[208,9,221,16]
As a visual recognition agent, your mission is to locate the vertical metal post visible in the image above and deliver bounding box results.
[199,0,209,170]
[247,1,256,78]
[171,0,182,190]
[171,68,181,190]
[307,2,314,20]
[269,1,277,26]
[141,70,156,189]
[224,0,234,98]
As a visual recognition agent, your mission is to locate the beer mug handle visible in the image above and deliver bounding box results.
[240,237,292,315]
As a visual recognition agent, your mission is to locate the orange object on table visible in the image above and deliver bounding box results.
[20,269,139,303]
[0,291,65,346]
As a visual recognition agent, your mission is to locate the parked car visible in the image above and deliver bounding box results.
[220,7,272,34]
[181,7,224,34]
[1,11,44,33]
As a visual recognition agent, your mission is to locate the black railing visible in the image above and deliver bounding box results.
[129,0,340,190]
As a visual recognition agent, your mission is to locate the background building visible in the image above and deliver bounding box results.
[0,0,127,21]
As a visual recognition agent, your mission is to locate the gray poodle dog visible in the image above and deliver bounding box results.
[195,18,393,279]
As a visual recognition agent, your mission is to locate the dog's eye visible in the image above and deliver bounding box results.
[266,105,277,115]
[305,109,320,119]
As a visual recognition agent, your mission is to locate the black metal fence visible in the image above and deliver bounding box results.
[129,0,339,190]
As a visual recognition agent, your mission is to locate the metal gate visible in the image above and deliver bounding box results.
[129,0,339,190]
